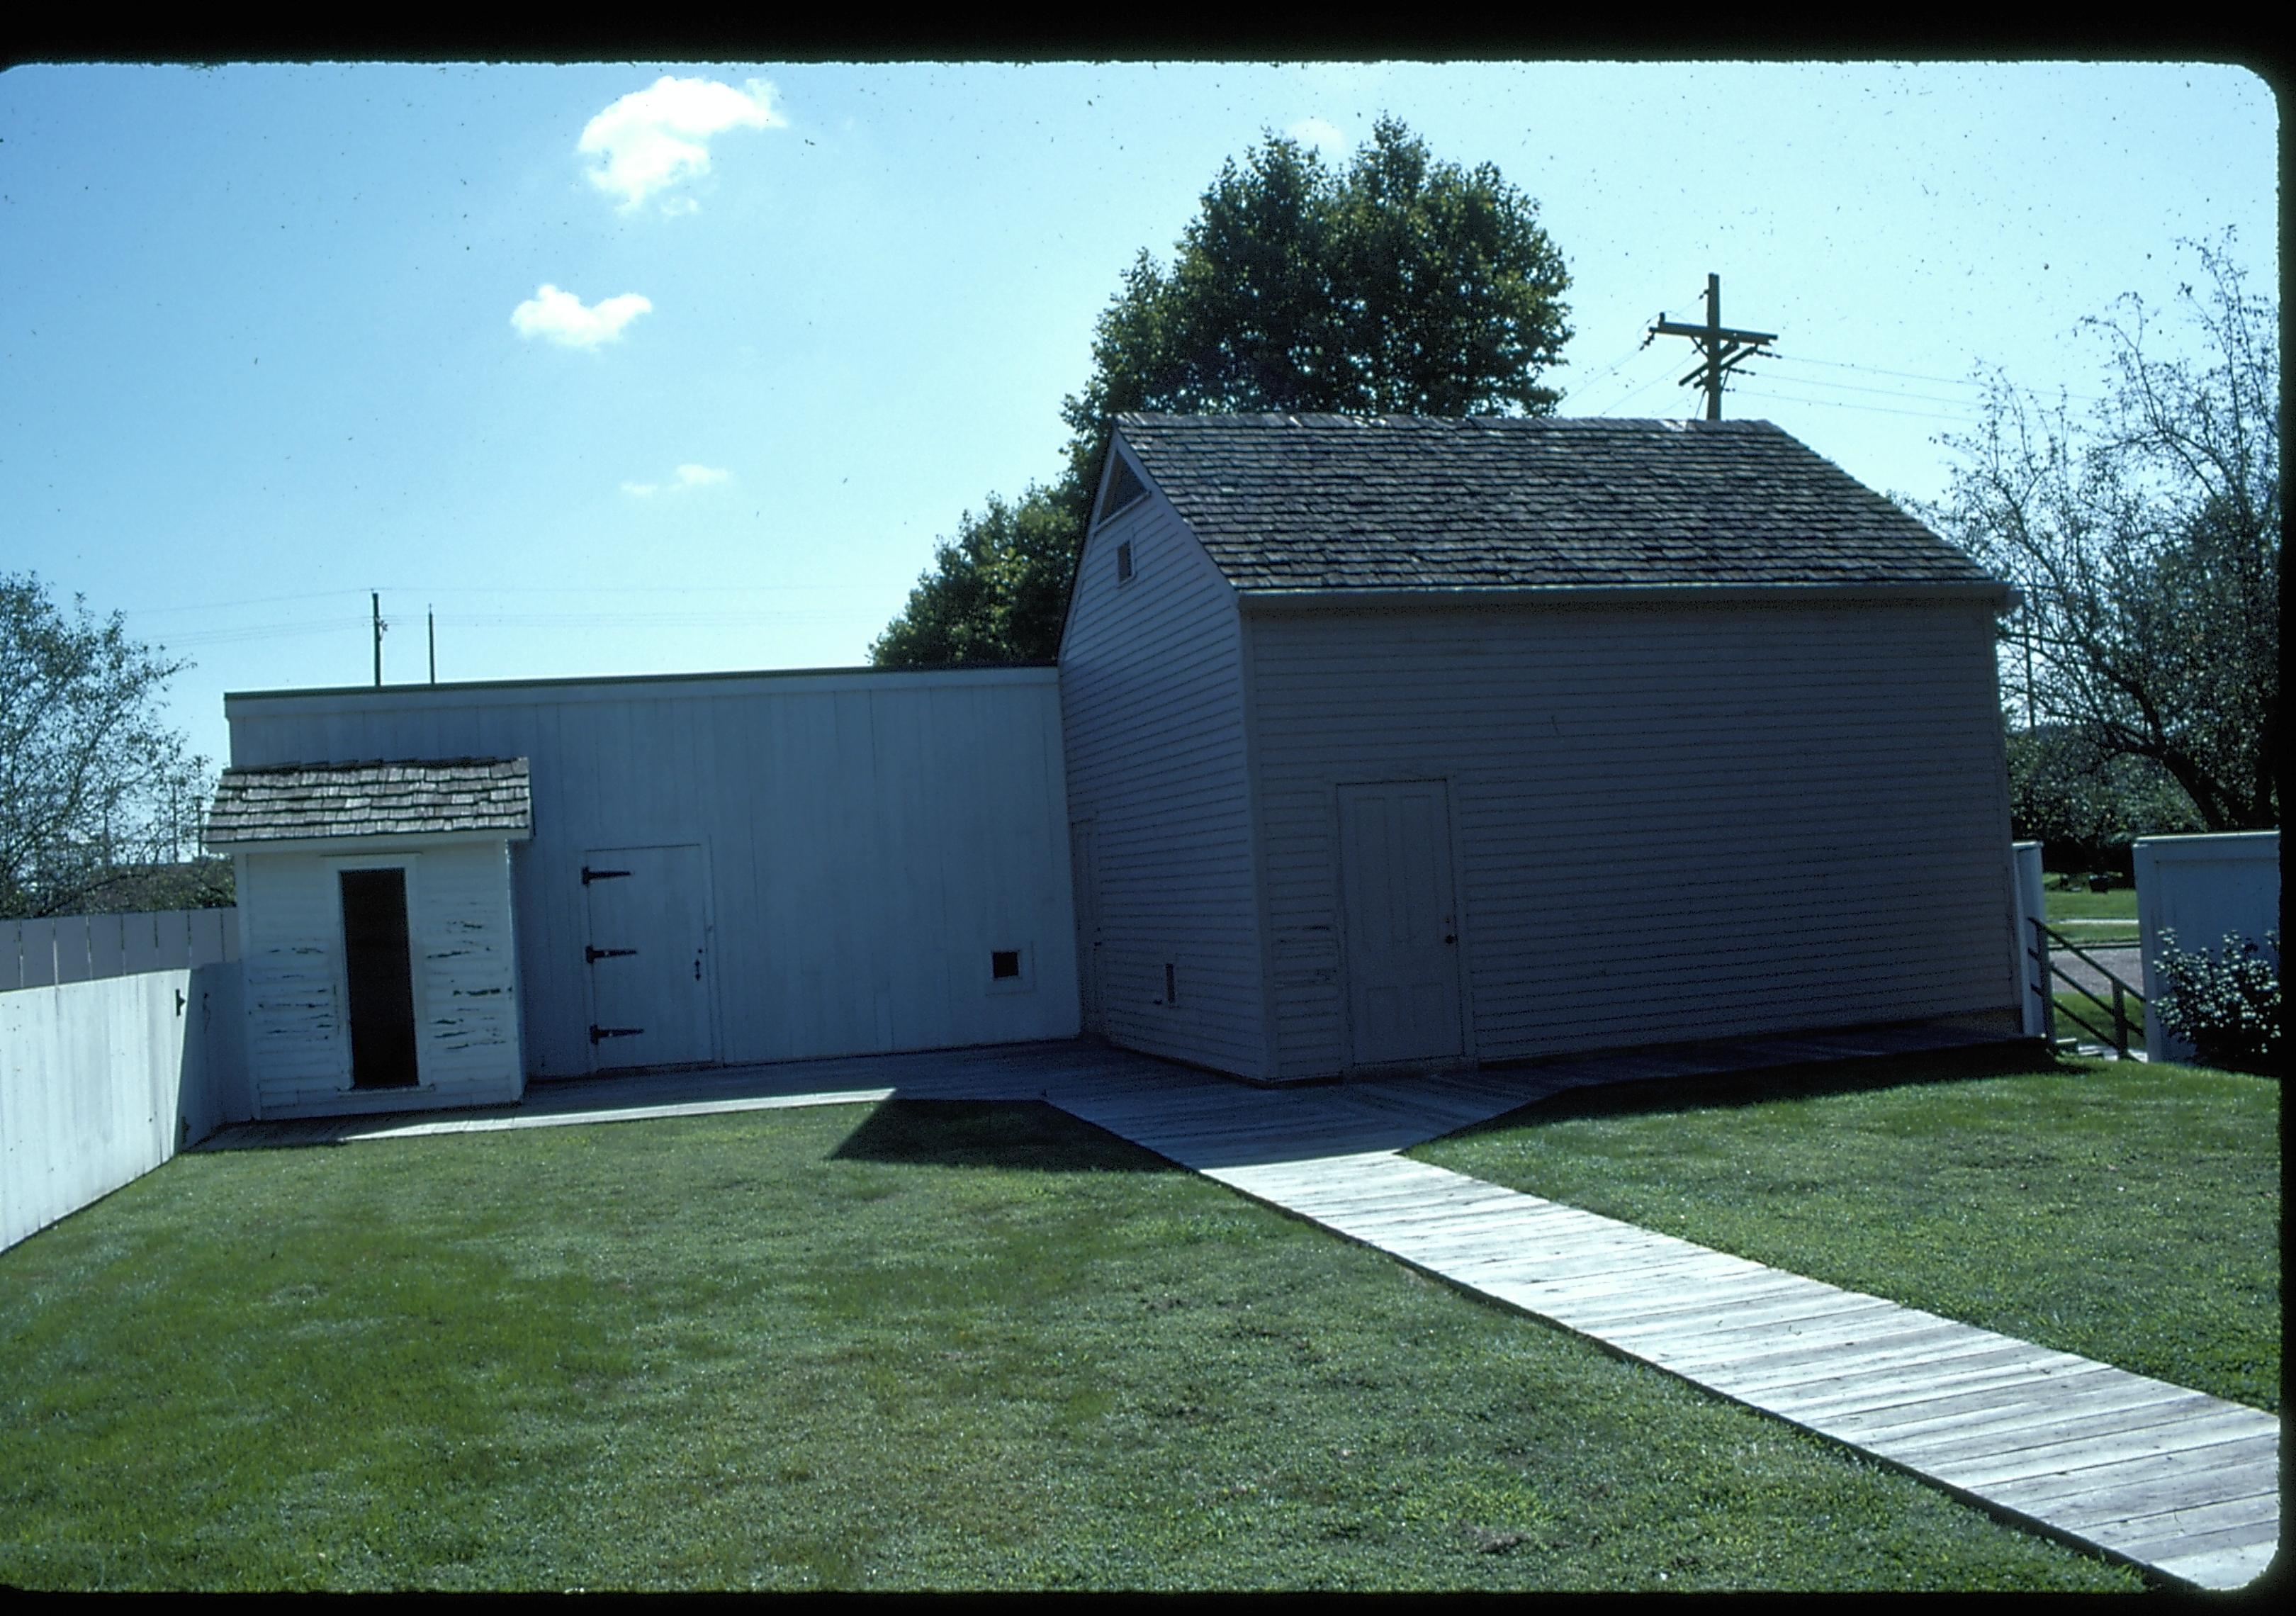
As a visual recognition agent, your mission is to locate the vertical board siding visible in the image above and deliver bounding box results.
[1,963,245,1253]
[225,668,1077,1077]
[1247,602,2020,1079]
[1,909,240,993]
[1060,488,1268,1079]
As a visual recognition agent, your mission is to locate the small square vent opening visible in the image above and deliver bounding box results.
[991,949,1022,980]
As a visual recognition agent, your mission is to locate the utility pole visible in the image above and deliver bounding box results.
[1645,274,1777,420]
[371,592,385,687]
[428,606,437,685]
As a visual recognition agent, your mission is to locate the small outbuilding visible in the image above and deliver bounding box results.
[206,757,533,1117]
[1060,413,2025,1082]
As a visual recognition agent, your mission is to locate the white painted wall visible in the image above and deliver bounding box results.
[225,666,1076,1077]
[1059,473,1269,1079]
[234,838,524,1118]
[2134,831,2280,1063]
[0,963,247,1254]
[1244,598,2022,1077]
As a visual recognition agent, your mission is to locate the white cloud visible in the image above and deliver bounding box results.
[579,76,785,211]
[622,463,731,498]
[511,284,653,349]
[1287,116,1350,157]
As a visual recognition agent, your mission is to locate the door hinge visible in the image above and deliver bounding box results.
[590,1024,646,1043]
[582,865,633,885]
[585,946,638,964]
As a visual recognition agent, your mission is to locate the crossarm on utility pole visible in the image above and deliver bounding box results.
[1645,274,1777,420]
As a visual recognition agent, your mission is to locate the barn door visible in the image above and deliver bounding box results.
[1337,781,1463,1068]
[1070,819,1102,1035]
[583,843,714,1072]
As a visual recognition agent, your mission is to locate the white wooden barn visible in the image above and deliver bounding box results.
[213,666,1074,1118]
[210,413,2026,1116]
[1061,413,2024,1082]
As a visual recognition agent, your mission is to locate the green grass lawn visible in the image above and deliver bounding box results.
[0,1099,2142,1592]
[2044,885,2139,923]
[2043,885,2140,945]
[1415,1046,2279,1413]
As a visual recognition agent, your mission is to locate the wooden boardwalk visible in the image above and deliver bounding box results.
[198,1025,2279,1588]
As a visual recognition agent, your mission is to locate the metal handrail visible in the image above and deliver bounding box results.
[2027,916,2144,1060]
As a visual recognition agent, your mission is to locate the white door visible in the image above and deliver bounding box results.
[1337,781,1464,1067]
[583,843,714,1072]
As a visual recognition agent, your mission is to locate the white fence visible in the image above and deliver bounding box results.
[2011,842,2048,1038]
[4,907,239,992]
[1,961,249,1252]
[2134,831,2280,1063]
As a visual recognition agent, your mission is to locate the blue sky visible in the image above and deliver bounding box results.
[0,60,2277,771]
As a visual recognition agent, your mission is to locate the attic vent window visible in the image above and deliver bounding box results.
[1099,454,1148,522]
[991,950,1020,980]
[1115,542,1135,584]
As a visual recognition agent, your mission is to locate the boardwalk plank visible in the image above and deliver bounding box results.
[1983,1439,2279,1517]
[2148,1539,2278,1590]
[1868,1390,2235,1466]
[1753,1350,2102,1420]
[2055,1480,2280,1537]
[1930,1411,2278,1491]
[1830,1376,2207,1449]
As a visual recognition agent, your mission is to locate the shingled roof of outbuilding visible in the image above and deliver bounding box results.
[1111,413,2000,593]
[205,758,532,848]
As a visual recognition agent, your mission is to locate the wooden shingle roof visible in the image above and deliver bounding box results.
[206,758,532,848]
[1113,413,2000,593]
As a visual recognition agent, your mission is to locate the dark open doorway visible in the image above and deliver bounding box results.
[340,867,420,1089]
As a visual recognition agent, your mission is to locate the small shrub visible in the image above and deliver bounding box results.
[2152,929,2280,1075]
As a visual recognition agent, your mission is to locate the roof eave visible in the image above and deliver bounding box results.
[1236,580,2019,612]
[203,824,534,857]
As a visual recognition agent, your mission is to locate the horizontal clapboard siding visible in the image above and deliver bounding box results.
[1246,600,2020,1079]
[1060,485,1268,1079]
[227,669,1076,1077]
[236,841,523,1118]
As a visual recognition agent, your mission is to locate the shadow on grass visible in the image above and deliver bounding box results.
[1453,1039,2079,1140]
[830,1099,1177,1173]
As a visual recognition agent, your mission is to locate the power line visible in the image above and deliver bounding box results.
[1741,369,1989,413]
[1730,385,1982,425]
[1765,350,2109,408]
[128,581,877,617]
[1765,352,1988,390]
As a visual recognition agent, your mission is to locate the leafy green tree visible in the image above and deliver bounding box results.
[866,486,1084,668]
[1927,236,2279,833]
[2003,725,2202,868]
[1,573,218,919]
[873,117,1572,666]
